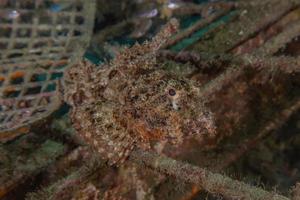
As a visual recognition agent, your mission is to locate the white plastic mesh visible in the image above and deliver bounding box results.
[0,0,95,132]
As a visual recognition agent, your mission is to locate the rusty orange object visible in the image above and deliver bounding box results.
[4,86,17,93]
[0,126,29,143]
[181,185,201,200]
[10,71,25,79]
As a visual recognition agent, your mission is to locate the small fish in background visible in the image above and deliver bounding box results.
[130,18,153,38]
[130,0,183,38]
[159,0,186,18]
[138,8,159,18]
[130,0,159,38]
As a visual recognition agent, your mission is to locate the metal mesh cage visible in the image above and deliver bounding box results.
[0,0,95,134]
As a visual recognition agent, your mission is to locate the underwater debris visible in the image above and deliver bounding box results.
[2,1,299,199]
[190,0,299,54]
[0,136,65,199]
[0,0,95,139]
[65,19,217,165]
[130,149,290,200]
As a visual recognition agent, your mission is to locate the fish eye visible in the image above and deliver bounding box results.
[168,89,176,96]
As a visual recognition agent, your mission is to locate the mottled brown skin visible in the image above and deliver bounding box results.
[64,19,216,165]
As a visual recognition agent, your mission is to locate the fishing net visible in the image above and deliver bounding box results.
[0,0,95,134]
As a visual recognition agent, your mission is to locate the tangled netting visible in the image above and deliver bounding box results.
[0,0,95,134]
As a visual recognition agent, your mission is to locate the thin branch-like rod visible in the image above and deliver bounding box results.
[197,64,244,99]
[26,151,103,200]
[130,149,289,200]
[173,2,235,17]
[162,7,233,49]
[227,1,296,53]
[1,140,65,199]
[158,50,233,72]
[242,55,300,73]
[237,0,299,9]
[216,98,300,170]
[158,50,232,64]
[254,20,300,56]
[198,55,300,100]
[158,50,300,74]
[157,51,299,101]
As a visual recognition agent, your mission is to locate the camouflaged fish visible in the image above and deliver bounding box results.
[64,19,216,165]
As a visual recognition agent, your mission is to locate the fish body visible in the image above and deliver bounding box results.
[65,19,216,165]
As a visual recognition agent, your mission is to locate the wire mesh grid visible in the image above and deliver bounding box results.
[0,0,95,133]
